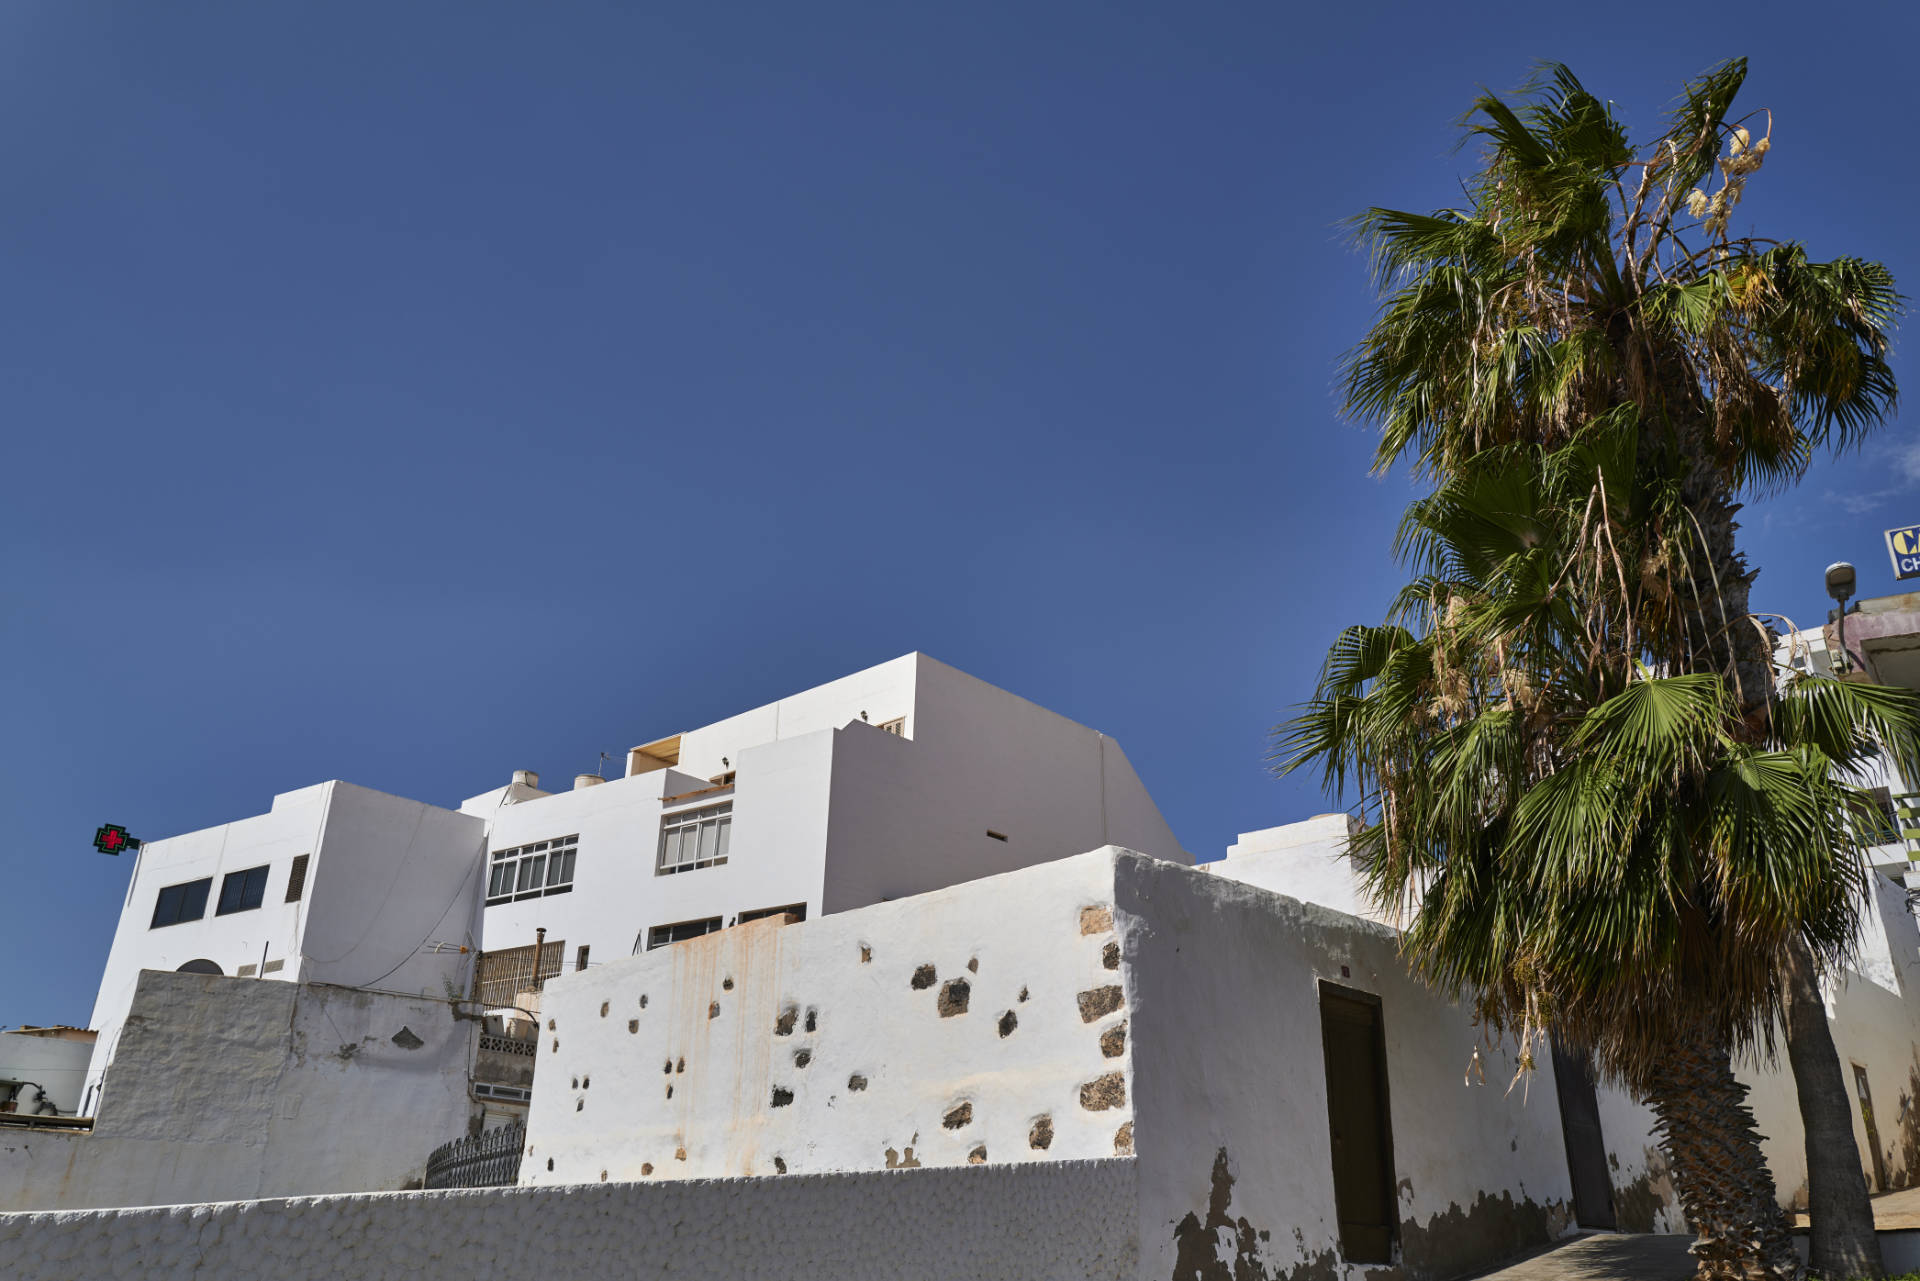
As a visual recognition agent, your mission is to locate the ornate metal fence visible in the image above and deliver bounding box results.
[424,1122,525,1189]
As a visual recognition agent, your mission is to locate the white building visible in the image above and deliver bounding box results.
[467,652,1186,984]
[80,781,488,1114]
[72,653,1184,1136]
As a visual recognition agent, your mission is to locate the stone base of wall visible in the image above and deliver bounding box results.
[0,1159,1137,1281]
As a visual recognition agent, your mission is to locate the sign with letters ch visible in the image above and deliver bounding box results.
[1888,524,1920,582]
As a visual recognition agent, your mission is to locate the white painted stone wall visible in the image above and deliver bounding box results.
[523,851,1132,1183]
[2,971,474,1211]
[0,1160,1139,1281]
[1118,854,1579,1281]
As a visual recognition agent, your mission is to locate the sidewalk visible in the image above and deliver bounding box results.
[1467,1234,1695,1281]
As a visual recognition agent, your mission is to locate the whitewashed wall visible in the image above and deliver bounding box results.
[0,1160,1139,1281]
[2,971,473,1212]
[1121,854,1580,1281]
[523,852,1132,1183]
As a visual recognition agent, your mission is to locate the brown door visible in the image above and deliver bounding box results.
[1854,1064,1889,1193]
[1550,1040,1616,1229]
[1320,982,1396,1263]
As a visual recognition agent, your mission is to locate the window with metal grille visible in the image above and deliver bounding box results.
[877,716,906,736]
[646,917,723,950]
[657,802,730,875]
[284,854,310,902]
[151,878,212,929]
[486,835,579,905]
[216,865,271,916]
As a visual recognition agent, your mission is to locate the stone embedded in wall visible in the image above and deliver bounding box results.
[1113,1122,1133,1155]
[1079,906,1113,935]
[676,1058,685,1073]
[629,1019,639,1033]
[641,1162,653,1175]
[1018,986,1029,1003]
[1100,1022,1126,1058]
[998,1011,1017,1038]
[771,1088,794,1108]
[390,1026,424,1050]
[942,1102,973,1130]
[774,1157,787,1173]
[805,1008,818,1033]
[723,978,734,991]
[599,1002,609,1017]
[639,994,648,1008]
[1079,1073,1125,1112]
[967,957,979,973]
[883,1146,922,1169]
[859,945,872,963]
[968,1145,987,1164]
[709,1002,720,1020]
[794,1050,811,1069]
[1101,942,1119,970]
[1029,1116,1054,1150]
[911,964,937,990]
[848,1074,869,1091]
[775,1006,798,1036]
[1077,986,1123,1023]
[938,979,971,1017]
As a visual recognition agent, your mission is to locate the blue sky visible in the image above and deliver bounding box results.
[5,2,1917,1027]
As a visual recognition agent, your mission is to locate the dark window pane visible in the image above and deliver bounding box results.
[216,865,271,915]
[152,878,212,928]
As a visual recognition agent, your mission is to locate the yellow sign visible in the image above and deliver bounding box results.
[1889,524,1920,581]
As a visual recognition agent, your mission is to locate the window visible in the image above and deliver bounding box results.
[151,878,212,929]
[216,865,271,916]
[708,771,737,786]
[646,917,723,950]
[657,802,731,875]
[576,945,590,972]
[486,835,579,905]
[737,903,807,925]
[284,854,310,903]
[878,717,906,736]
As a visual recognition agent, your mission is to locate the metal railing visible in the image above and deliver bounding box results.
[424,1122,525,1190]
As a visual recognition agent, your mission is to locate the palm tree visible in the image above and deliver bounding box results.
[1285,59,1908,1278]
[1277,446,1920,1279]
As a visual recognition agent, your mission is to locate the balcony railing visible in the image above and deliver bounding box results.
[424,1122,525,1190]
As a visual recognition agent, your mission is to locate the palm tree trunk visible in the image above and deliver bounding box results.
[1645,1014,1801,1281]
[1783,937,1884,1278]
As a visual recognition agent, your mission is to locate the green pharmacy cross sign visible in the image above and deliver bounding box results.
[93,824,142,855]
[1888,524,1920,582]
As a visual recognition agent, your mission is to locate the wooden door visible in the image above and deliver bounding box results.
[1550,1040,1616,1229]
[1320,983,1396,1264]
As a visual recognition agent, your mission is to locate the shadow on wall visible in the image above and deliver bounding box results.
[1169,1148,1572,1281]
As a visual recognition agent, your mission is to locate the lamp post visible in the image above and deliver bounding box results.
[1825,561,1856,675]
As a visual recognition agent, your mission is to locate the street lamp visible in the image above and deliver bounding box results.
[1826,561,1856,674]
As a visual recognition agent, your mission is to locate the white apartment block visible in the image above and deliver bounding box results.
[469,653,1186,980]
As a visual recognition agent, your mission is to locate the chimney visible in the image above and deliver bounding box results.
[512,770,539,789]
[573,774,604,791]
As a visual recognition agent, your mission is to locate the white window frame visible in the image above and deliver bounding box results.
[487,835,579,906]
[657,802,731,875]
